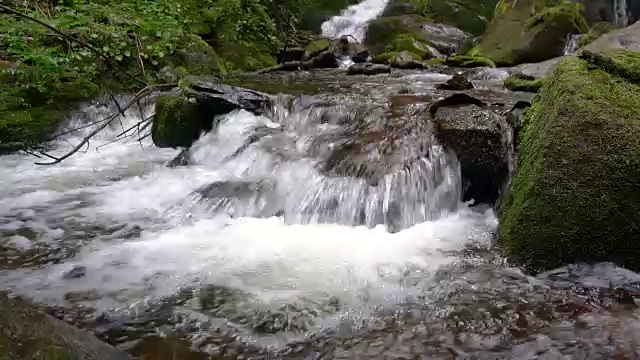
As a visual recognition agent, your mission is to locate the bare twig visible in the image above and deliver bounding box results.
[35,86,154,165]
[0,3,148,87]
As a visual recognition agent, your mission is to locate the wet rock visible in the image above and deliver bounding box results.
[505,100,531,147]
[474,0,588,66]
[436,72,474,90]
[166,148,191,167]
[504,73,545,92]
[193,179,282,218]
[63,265,87,279]
[303,39,331,61]
[0,292,130,359]
[428,93,486,116]
[311,50,340,68]
[278,47,305,63]
[347,63,391,76]
[152,77,272,148]
[584,21,640,54]
[388,50,426,69]
[511,56,565,79]
[350,43,370,63]
[421,22,472,56]
[431,96,509,205]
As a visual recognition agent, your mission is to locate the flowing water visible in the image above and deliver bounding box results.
[1,70,640,359]
[563,34,583,55]
[321,0,390,42]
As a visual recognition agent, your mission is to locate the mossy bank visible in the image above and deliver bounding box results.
[499,52,640,273]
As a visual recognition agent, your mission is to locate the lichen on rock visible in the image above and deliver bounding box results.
[499,54,640,273]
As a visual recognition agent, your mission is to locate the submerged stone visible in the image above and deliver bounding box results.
[436,72,474,90]
[0,292,130,359]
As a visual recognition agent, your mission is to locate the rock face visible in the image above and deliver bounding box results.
[584,21,640,53]
[499,54,640,273]
[152,77,271,148]
[421,22,472,56]
[474,0,588,66]
[0,292,130,359]
[430,94,510,205]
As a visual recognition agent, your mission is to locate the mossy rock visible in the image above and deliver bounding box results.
[385,34,433,59]
[372,50,425,68]
[498,54,640,273]
[381,0,498,35]
[175,34,225,75]
[151,95,208,149]
[577,21,618,48]
[503,73,546,92]
[445,55,496,68]
[303,39,331,60]
[364,15,428,54]
[475,0,588,66]
[0,107,64,146]
[0,292,130,360]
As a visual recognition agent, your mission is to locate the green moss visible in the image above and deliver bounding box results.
[475,0,588,66]
[304,39,331,59]
[577,21,618,48]
[385,34,433,59]
[364,15,428,54]
[0,108,64,146]
[499,56,640,273]
[504,73,546,92]
[493,0,515,18]
[445,55,496,68]
[426,0,499,35]
[151,95,204,148]
[580,50,640,83]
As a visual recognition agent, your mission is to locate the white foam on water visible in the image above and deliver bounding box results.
[0,99,497,321]
[321,0,390,42]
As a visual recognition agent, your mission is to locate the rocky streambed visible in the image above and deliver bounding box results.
[1,63,640,360]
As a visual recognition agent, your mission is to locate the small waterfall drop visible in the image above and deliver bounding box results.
[320,0,390,42]
[563,34,583,55]
[614,0,629,26]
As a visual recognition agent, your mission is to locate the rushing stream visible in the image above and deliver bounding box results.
[1,70,640,359]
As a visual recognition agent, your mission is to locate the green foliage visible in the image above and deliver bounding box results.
[499,55,640,272]
[503,73,546,92]
[0,0,285,145]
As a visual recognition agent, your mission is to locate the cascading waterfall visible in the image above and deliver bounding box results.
[563,34,583,55]
[0,93,489,318]
[614,0,629,26]
[320,0,390,42]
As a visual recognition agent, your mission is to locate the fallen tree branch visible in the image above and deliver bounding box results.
[0,3,148,87]
[35,86,154,165]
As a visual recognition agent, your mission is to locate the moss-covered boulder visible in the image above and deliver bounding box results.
[152,77,272,148]
[474,0,588,66]
[499,53,640,273]
[365,15,429,55]
[577,22,618,48]
[0,292,130,359]
[303,39,332,61]
[503,73,546,92]
[372,51,426,69]
[381,0,499,35]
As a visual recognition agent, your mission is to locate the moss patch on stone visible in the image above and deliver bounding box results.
[577,21,617,48]
[151,95,205,148]
[498,55,640,273]
[475,0,588,66]
[385,34,433,59]
[364,15,428,54]
[504,73,545,92]
[303,39,331,60]
[445,55,496,68]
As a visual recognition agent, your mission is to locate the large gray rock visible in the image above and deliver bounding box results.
[510,56,566,78]
[152,78,272,148]
[0,292,130,359]
[584,21,640,53]
[430,94,510,205]
[421,22,472,56]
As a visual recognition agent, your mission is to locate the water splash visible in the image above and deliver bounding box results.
[563,34,583,55]
[321,0,390,42]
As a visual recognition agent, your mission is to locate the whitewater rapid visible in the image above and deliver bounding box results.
[0,95,496,329]
[321,0,390,42]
